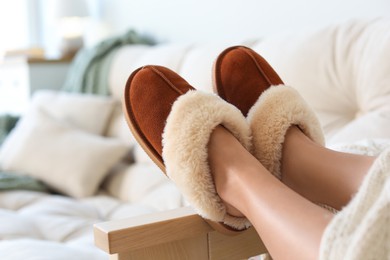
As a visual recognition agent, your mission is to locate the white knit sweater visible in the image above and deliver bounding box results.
[320,140,390,259]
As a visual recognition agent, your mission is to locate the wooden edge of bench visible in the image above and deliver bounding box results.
[94,206,213,254]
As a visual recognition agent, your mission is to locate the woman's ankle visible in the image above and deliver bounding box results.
[280,126,326,204]
[280,126,376,209]
[208,126,249,217]
[208,126,268,218]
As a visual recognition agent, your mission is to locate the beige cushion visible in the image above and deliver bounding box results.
[105,103,136,145]
[102,162,184,211]
[31,90,116,135]
[251,18,390,143]
[0,108,129,198]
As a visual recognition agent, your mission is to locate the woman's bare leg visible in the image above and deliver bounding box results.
[281,126,376,210]
[208,127,333,260]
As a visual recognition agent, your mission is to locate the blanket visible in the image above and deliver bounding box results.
[62,30,154,95]
[0,114,18,146]
[320,140,390,259]
[0,172,48,192]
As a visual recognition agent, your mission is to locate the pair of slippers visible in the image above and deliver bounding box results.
[123,46,324,234]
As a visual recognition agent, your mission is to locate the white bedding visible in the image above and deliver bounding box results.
[0,160,185,259]
[0,191,154,259]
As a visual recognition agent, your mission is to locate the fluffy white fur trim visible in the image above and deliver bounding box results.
[162,91,252,230]
[247,85,325,179]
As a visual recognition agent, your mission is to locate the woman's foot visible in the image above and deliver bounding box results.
[208,126,266,218]
[281,126,376,210]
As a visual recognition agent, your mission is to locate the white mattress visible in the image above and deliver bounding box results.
[0,190,160,259]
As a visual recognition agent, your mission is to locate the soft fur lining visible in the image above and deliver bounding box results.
[247,85,325,179]
[162,91,252,230]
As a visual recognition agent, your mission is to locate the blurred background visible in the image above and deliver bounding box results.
[1,0,389,58]
[0,0,388,115]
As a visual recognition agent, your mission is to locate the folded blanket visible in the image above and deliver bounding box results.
[320,142,390,259]
[62,30,154,95]
[0,114,19,145]
[0,172,48,192]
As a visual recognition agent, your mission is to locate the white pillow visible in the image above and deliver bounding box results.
[31,90,116,135]
[0,108,129,198]
[102,162,184,211]
[105,103,137,145]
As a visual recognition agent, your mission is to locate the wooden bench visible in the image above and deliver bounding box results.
[94,206,267,259]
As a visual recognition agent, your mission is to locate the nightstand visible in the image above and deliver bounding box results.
[0,56,72,115]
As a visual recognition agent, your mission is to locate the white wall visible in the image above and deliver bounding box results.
[96,0,390,43]
[0,1,30,54]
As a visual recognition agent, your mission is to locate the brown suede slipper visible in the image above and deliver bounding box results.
[213,45,284,116]
[123,65,193,172]
[213,46,325,179]
[123,65,252,234]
